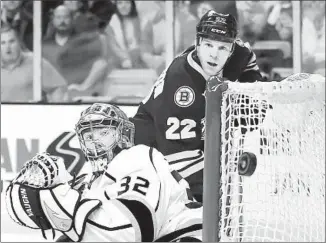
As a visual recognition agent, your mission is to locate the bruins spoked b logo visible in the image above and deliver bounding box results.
[174,86,195,107]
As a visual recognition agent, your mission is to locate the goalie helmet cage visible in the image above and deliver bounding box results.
[203,74,325,242]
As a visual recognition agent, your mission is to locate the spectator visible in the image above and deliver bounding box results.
[268,3,293,43]
[139,1,198,74]
[301,1,325,75]
[175,1,198,53]
[1,0,59,51]
[1,0,31,50]
[139,1,213,74]
[63,0,99,33]
[237,1,270,45]
[237,2,293,78]
[139,1,169,74]
[252,2,294,73]
[1,1,22,26]
[194,1,215,19]
[189,0,238,21]
[134,1,160,30]
[87,0,116,30]
[1,25,68,102]
[42,5,110,98]
[104,0,143,68]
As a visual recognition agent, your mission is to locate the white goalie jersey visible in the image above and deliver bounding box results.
[73,144,202,242]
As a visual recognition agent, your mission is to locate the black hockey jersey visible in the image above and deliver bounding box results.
[130,40,263,202]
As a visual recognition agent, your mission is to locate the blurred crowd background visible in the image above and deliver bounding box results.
[1,0,325,103]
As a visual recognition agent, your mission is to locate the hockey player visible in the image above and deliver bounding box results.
[130,10,264,202]
[5,103,202,242]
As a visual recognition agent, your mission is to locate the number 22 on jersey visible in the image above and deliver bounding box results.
[165,117,196,140]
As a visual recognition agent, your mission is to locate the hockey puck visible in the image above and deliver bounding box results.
[238,152,257,176]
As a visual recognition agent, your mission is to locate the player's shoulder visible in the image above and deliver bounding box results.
[166,46,194,78]
[117,145,163,170]
[127,145,166,163]
[229,38,256,65]
[126,144,161,154]
[146,46,195,101]
[118,144,150,160]
[233,38,253,54]
[234,38,251,49]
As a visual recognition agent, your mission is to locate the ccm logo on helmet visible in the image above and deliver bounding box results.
[211,28,226,34]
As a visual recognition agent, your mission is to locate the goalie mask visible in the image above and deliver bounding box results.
[75,103,135,173]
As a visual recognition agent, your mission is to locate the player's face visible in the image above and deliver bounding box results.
[116,1,132,16]
[82,127,117,156]
[53,7,73,33]
[1,30,21,64]
[276,12,292,40]
[197,38,233,76]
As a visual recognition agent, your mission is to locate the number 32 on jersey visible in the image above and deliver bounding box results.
[165,117,196,140]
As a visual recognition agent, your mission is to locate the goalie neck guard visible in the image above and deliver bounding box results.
[75,103,135,173]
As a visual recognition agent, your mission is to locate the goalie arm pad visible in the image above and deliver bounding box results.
[130,105,157,148]
[5,182,101,242]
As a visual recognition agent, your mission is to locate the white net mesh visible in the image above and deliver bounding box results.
[218,75,325,242]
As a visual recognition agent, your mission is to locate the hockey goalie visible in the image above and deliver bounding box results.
[5,103,202,242]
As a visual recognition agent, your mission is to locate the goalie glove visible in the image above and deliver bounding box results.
[11,152,89,191]
[11,152,73,188]
[5,152,102,241]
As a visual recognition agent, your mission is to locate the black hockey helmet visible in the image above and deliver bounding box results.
[196,10,238,43]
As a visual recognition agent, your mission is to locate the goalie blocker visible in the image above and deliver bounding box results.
[5,153,101,241]
[6,182,101,241]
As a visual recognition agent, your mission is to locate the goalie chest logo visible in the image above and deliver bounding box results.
[174,86,195,108]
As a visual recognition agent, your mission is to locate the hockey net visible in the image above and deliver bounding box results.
[203,73,325,242]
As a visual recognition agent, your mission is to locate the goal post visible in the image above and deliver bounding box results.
[203,73,325,242]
